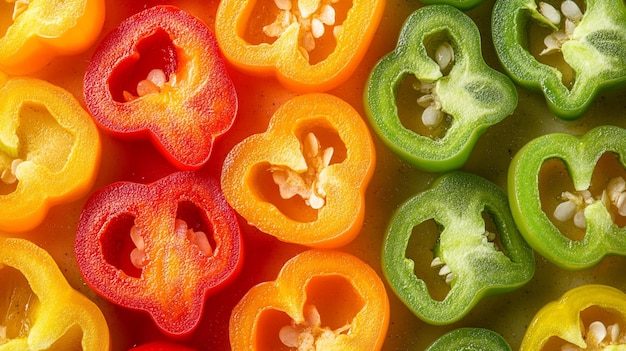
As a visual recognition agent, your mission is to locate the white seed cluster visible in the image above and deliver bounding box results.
[129,219,212,269]
[123,68,170,102]
[11,0,30,21]
[538,0,584,55]
[0,159,22,185]
[279,304,350,350]
[271,132,333,210]
[553,177,626,229]
[561,320,623,350]
[263,0,342,61]
[413,42,455,129]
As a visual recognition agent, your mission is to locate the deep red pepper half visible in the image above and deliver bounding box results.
[83,5,237,170]
[74,171,243,337]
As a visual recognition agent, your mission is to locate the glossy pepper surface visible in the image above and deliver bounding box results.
[75,171,243,337]
[214,0,385,92]
[492,0,626,119]
[221,93,375,248]
[0,0,105,75]
[229,249,390,350]
[382,171,535,325]
[0,236,109,351]
[520,284,626,350]
[509,125,626,270]
[365,4,517,172]
[83,5,237,170]
[0,77,101,233]
[425,328,512,351]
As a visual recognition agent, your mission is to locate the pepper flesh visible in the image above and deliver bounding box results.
[365,5,518,172]
[221,93,375,248]
[75,171,243,337]
[508,125,626,270]
[83,5,238,170]
[0,77,101,233]
[492,0,626,119]
[382,171,535,325]
[425,328,512,351]
[229,249,390,350]
[0,0,105,75]
[520,284,626,350]
[0,236,109,351]
[214,0,385,92]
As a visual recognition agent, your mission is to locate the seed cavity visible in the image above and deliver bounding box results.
[0,159,23,185]
[123,69,170,102]
[538,0,584,55]
[278,304,350,350]
[271,132,333,210]
[561,320,623,350]
[129,219,212,269]
[263,0,342,61]
[553,176,626,229]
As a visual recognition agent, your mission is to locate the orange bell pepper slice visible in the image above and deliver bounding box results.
[0,236,110,350]
[0,77,101,232]
[229,249,390,350]
[221,93,375,248]
[214,0,385,92]
[0,0,105,75]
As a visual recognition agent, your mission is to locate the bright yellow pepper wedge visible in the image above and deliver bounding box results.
[0,77,101,232]
[0,236,110,350]
[0,0,105,75]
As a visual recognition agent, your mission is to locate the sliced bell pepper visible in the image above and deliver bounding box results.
[492,0,626,119]
[83,5,238,170]
[220,93,375,248]
[74,171,243,337]
[0,236,109,350]
[0,0,105,75]
[509,125,626,270]
[0,77,101,233]
[520,284,626,350]
[382,171,535,325]
[425,328,512,351]
[229,249,390,350]
[365,4,517,172]
[214,0,385,92]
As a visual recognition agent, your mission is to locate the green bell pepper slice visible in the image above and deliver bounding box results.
[509,125,626,270]
[382,171,535,325]
[492,0,626,119]
[418,0,484,11]
[426,328,512,351]
[365,5,517,172]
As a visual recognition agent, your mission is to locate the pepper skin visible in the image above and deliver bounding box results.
[220,93,375,248]
[509,125,626,270]
[0,0,105,75]
[83,5,237,170]
[382,171,535,325]
[365,5,517,172]
[129,341,196,351]
[426,328,512,351]
[520,284,626,350]
[492,0,626,119]
[0,77,101,233]
[74,171,243,337]
[214,0,385,92]
[0,236,109,351]
[229,249,389,350]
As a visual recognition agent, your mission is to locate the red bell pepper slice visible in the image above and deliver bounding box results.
[74,171,243,337]
[129,341,196,351]
[83,5,238,170]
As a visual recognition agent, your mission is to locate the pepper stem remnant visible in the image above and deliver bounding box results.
[263,0,342,61]
[278,304,351,350]
[271,132,333,210]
